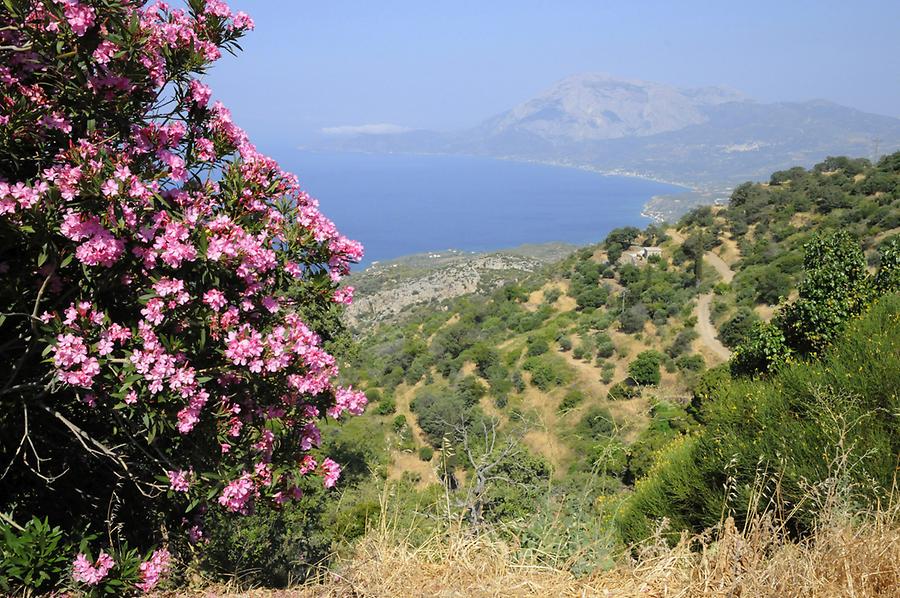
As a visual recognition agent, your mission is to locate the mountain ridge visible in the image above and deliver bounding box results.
[311,74,900,190]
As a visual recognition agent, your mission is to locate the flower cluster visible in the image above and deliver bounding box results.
[72,552,115,586]
[136,548,172,592]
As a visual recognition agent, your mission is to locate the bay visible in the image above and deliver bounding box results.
[278,151,686,268]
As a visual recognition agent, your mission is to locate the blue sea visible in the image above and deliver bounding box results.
[277,151,685,268]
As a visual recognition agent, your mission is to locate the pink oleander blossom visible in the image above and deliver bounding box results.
[188,79,212,106]
[218,472,256,514]
[62,0,96,37]
[332,286,354,305]
[327,386,368,419]
[322,458,341,488]
[72,551,114,586]
[224,324,263,366]
[203,288,227,311]
[136,548,171,592]
[167,469,191,492]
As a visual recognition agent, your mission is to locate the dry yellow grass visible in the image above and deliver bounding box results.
[186,498,900,598]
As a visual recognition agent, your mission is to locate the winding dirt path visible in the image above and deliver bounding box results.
[666,228,734,362]
[696,293,731,361]
[703,251,734,284]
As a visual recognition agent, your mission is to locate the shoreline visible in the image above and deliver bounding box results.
[294,146,704,193]
[294,146,726,226]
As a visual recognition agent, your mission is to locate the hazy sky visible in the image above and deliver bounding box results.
[209,0,900,146]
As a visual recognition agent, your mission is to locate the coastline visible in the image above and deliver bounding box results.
[293,146,723,225]
[294,146,699,192]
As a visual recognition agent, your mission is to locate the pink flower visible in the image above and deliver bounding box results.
[167,469,191,492]
[233,11,255,30]
[60,211,124,267]
[176,388,209,434]
[327,386,368,419]
[195,137,216,161]
[188,79,212,106]
[40,112,72,134]
[203,288,227,311]
[101,179,119,197]
[204,0,232,18]
[322,458,341,488]
[261,296,280,313]
[153,277,189,305]
[332,286,354,305]
[141,297,165,326]
[298,455,317,475]
[188,524,204,544]
[62,0,96,37]
[218,472,256,514]
[224,324,264,366]
[72,551,115,586]
[92,40,119,64]
[136,548,171,592]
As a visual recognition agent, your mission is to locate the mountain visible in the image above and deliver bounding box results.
[474,74,747,142]
[311,74,900,190]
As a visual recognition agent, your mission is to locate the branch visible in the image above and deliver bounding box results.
[1,403,29,480]
[0,511,26,533]
[34,400,162,497]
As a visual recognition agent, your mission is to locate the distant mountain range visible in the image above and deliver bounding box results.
[310,74,900,189]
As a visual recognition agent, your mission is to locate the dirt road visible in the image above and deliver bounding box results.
[696,293,732,361]
[666,228,734,362]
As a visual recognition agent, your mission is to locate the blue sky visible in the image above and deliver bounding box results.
[209,0,900,146]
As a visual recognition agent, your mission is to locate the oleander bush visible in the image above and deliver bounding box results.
[0,1,365,593]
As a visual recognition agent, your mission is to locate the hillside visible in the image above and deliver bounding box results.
[345,243,574,329]
[311,74,900,191]
[180,153,900,592]
[341,153,899,494]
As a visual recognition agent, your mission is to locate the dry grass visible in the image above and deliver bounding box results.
[186,497,900,598]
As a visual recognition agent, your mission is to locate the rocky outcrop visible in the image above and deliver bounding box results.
[345,247,571,329]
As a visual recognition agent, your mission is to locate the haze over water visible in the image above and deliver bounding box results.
[280,151,685,268]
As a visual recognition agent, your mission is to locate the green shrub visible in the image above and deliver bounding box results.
[418,446,435,462]
[522,355,574,391]
[600,363,615,384]
[392,414,408,433]
[619,303,649,333]
[594,332,616,358]
[543,287,563,304]
[526,335,550,356]
[511,370,526,393]
[576,406,617,439]
[455,375,488,407]
[375,395,397,415]
[607,381,640,401]
[666,328,698,358]
[625,401,693,483]
[1,517,72,595]
[410,391,472,447]
[719,307,760,348]
[675,354,705,372]
[628,351,662,386]
[559,389,586,412]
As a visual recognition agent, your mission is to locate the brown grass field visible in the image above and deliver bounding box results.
[179,493,900,598]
